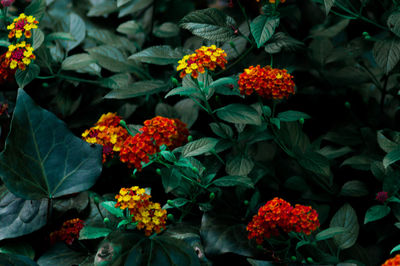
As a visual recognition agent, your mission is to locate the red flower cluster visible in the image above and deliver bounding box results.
[49,218,84,245]
[0,53,15,83]
[177,45,227,79]
[238,65,295,99]
[119,116,189,171]
[382,254,400,266]
[246,198,320,244]
[82,113,129,162]
[115,186,167,236]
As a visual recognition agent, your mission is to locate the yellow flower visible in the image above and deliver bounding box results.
[9,61,17,69]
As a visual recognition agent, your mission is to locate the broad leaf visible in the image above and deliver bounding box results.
[87,45,137,73]
[250,15,279,48]
[264,32,303,54]
[104,80,167,99]
[129,45,188,65]
[32,28,44,50]
[25,0,46,21]
[182,138,219,157]
[38,243,91,266]
[316,227,346,241]
[61,53,96,71]
[388,11,400,38]
[15,64,40,89]
[339,180,369,197]
[0,253,38,265]
[211,176,254,189]
[324,0,335,15]
[79,226,112,240]
[180,8,236,42]
[0,188,47,241]
[153,22,180,38]
[330,204,359,250]
[0,242,35,259]
[101,201,124,218]
[383,146,400,168]
[209,122,233,139]
[0,89,102,199]
[373,37,400,74]
[216,104,261,125]
[277,110,311,122]
[59,13,86,52]
[364,205,391,224]
[117,20,142,35]
[225,155,254,176]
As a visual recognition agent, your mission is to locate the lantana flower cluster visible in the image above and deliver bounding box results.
[2,13,38,71]
[382,254,400,266]
[246,197,320,244]
[82,113,128,162]
[49,218,84,245]
[238,65,295,99]
[115,186,167,236]
[119,116,189,171]
[177,45,227,79]
[0,53,16,83]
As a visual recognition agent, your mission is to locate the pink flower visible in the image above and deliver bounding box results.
[1,0,14,7]
[376,191,388,203]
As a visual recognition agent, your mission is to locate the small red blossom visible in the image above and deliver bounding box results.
[246,198,320,245]
[376,191,388,203]
[50,218,84,245]
[382,254,400,266]
[238,65,295,99]
[0,53,15,83]
[1,0,14,7]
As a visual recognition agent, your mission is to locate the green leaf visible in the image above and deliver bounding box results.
[117,20,142,35]
[250,15,280,48]
[0,40,11,47]
[383,146,400,168]
[32,28,44,50]
[104,80,167,99]
[297,150,331,177]
[212,176,254,188]
[160,151,176,162]
[24,0,46,21]
[316,227,346,241]
[364,205,391,224]
[309,38,334,67]
[38,243,90,266]
[377,130,399,153]
[209,77,237,88]
[0,242,35,259]
[0,188,47,241]
[277,110,311,122]
[15,64,40,89]
[225,155,254,176]
[339,180,369,197]
[216,104,261,125]
[264,32,303,54]
[182,138,219,157]
[330,204,359,250]
[153,22,180,38]
[87,1,117,17]
[165,87,199,98]
[0,253,38,266]
[61,53,96,71]
[388,11,400,38]
[324,0,335,15]
[390,243,400,254]
[45,32,76,42]
[174,99,199,128]
[341,155,373,171]
[129,45,188,65]
[101,201,124,218]
[79,226,112,240]
[59,13,86,52]
[209,122,233,139]
[53,191,89,214]
[0,89,102,200]
[247,258,275,266]
[200,213,258,257]
[99,73,132,89]
[160,168,182,193]
[164,198,190,209]
[180,8,236,42]
[383,171,400,195]
[373,37,400,74]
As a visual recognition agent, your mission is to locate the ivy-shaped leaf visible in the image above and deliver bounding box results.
[0,89,102,200]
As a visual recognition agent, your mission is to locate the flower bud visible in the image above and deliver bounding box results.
[93,196,100,204]
[156,168,162,175]
[344,101,351,109]
[171,77,179,86]
[299,117,305,125]
[188,135,193,142]
[307,257,314,263]
[42,82,49,88]
[209,192,215,200]
[103,217,110,224]
[119,119,127,128]
[290,256,297,261]
[167,214,174,221]
[244,200,249,205]
[167,200,174,206]
[362,31,369,36]
[365,35,371,40]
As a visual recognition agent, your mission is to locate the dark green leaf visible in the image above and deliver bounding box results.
[45,32,76,43]
[129,45,188,65]
[32,28,44,50]
[390,243,400,254]
[250,15,279,48]
[341,155,374,171]
[298,150,331,177]
[25,0,46,20]
[160,168,182,193]
[339,181,369,197]
[165,87,199,98]
[0,188,47,241]
[180,8,236,42]
[388,11,400,38]
[364,205,391,224]
[0,253,38,266]
[182,138,219,157]
[0,242,35,259]
[209,122,233,139]
[164,198,190,209]
[87,45,137,73]
[330,204,359,250]
[383,171,400,195]
[153,22,180,38]
[0,89,102,199]
[316,227,346,241]
[38,243,90,266]
[212,176,254,189]
[104,80,167,99]
[101,201,124,218]
[59,13,86,52]
[324,0,335,15]
[117,20,142,35]
[61,53,96,71]
[377,130,399,153]
[277,110,311,122]
[264,32,303,54]
[373,37,400,74]
[225,155,254,176]
[174,99,199,128]
[383,146,400,168]
[79,226,112,240]
[15,64,40,89]
[216,104,261,125]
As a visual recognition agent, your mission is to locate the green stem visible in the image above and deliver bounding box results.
[215,44,255,76]
[37,74,99,84]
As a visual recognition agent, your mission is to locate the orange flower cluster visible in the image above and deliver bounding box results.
[177,45,227,79]
[238,65,295,99]
[115,186,167,236]
[82,113,128,162]
[0,53,15,83]
[382,255,400,266]
[7,13,39,39]
[119,116,189,171]
[246,198,320,244]
[256,0,286,3]
[49,218,84,245]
